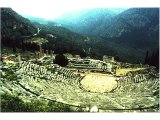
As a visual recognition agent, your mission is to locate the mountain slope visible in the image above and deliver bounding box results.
[100,8,159,49]
[54,8,159,63]
[1,8,37,50]
[2,8,158,64]
[1,8,118,59]
[56,8,159,49]
[1,8,37,38]
[55,8,122,35]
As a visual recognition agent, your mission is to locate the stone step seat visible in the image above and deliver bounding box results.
[19,80,36,90]
[57,68,75,78]
[1,81,17,90]
[70,65,97,69]
[29,79,44,88]
[145,80,156,89]
[115,78,126,92]
[116,78,159,95]
[22,80,43,91]
[6,82,21,92]
[13,83,34,96]
[18,61,79,83]
[138,80,158,93]
[50,78,62,82]
[123,82,148,92]
[123,83,143,93]
[115,78,142,92]
[18,82,41,96]
[114,82,121,91]
[1,85,13,94]
[71,63,92,66]
[151,79,159,90]
[133,74,147,83]
[1,81,12,90]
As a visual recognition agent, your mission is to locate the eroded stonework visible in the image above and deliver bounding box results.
[0,56,159,112]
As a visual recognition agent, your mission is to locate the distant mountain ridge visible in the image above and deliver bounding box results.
[19,8,158,50]
[54,8,159,57]
[54,8,124,35]
[22,8,127,35]
[1,8,119,60]
[102,8,159,50]
[1,8,159,64]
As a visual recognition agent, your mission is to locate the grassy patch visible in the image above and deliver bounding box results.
[1,93,84,112]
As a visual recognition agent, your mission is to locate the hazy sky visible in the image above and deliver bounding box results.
[10,0,130,20]
[4,0,157,20]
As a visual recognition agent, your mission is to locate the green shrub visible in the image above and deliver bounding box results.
[54,54,68,67]
[1,93,83,112]
[47,101,71,112]
[24,100,49,112]
[1,93,26,112]
[1,66,17,81]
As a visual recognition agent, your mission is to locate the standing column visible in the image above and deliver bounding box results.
[18,53,21,62]
[46,50,48,56]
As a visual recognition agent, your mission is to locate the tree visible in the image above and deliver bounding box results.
[144,51,149,64]
[79,50,87,58]
[26,37,48,57]
[54,54,68,67]
[144,49,159,69]
[154,49,159,69]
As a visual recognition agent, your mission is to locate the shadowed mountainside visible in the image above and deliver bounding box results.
[1,8,159,64]
[1,8,119,60]
[55,8,159,51]
[53,8,159,63]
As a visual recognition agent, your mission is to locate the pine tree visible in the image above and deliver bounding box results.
[150,51,155,65]
[154,49,159,69]
[54,54,68,67]
[145,49,159,69]
[144,51,149,64]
